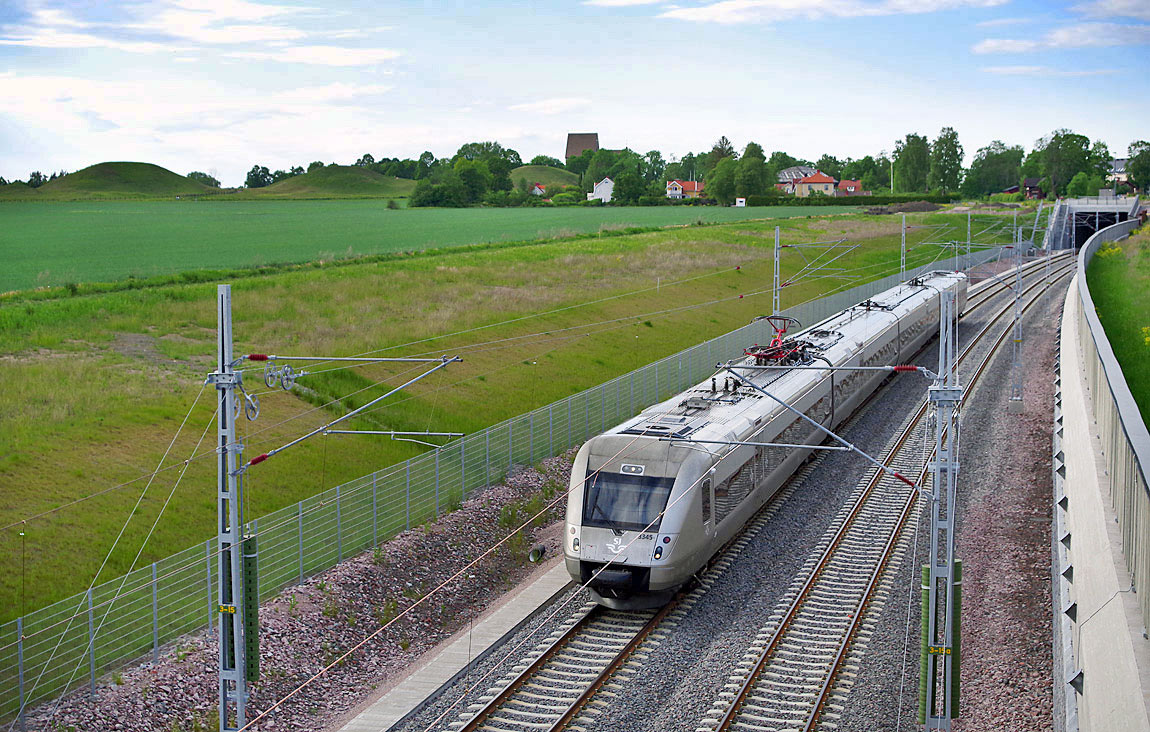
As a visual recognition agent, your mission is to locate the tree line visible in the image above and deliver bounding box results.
[5,130,1146,203]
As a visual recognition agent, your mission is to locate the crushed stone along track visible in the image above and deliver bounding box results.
[451,604,662,732]
[412,254,1074,732]
[700,260,1075,732]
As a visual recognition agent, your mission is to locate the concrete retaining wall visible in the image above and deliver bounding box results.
[1053,218,1150,731]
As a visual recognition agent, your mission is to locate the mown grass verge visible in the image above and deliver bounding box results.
[1086,228,1150,425]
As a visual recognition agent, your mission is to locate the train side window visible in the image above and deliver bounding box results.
[701,478,711,524]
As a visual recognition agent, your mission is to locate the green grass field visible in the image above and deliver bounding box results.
[1087,228,1150,425]
[0,210,1011,619]
[0,202,851,294]
[510,165,580,189]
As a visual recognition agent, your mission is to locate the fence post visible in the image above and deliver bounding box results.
[630,372,634,417]
[336,485,343,562]
[298,504,304,584]
[655,361,659,401]
[460,440,467,500]
[372,473,378,546]
[548,405,553,456]
[206,539,213,631]
[567,399,572,447]
[405,462,411,531]
[435,450,440,518]
[529,413,534,464]
[17,616,25,732]
[508,422,514,471]
[87,588,95,697]
[151,562,159,664]
[485,431,490,487]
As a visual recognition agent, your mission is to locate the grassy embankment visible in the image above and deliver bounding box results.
[509,165,580,190]
[0,162,213,201]
[0,202,853,294]
[0,211,1007,618]
[1086,227,1150,425]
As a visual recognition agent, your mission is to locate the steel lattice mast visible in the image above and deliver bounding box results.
[209,285,248,731]
[920,290,963,729]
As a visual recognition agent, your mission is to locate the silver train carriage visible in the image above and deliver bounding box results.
[564,271,968,608]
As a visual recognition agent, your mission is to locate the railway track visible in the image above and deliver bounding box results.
[704,259,1075,732]
[437,256,1073,732]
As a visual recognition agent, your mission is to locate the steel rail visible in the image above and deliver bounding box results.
[714,261,1074,731]
[457,600,673,732]
[801,263,1074,729]
[546,598,680,731]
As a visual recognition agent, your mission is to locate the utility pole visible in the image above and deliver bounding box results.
[773,225,781,316]
[901,214,907,281]
[1008,229,1024,413]
[919,290,963,730]
[209,285,248,731]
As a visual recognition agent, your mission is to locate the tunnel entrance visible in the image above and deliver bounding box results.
[1072,210,1125,247]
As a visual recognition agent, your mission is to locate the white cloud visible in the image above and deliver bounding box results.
[227,45,401,65]
[974,21,1150,53]
[976,16,1034,27]
[1072,0,1150,21]
[508,97,592,115]
[273,82,393,103]
[0,28,173,53]
[583,0,665,6]
[658,0,1005,24]
[981,65,1119,76]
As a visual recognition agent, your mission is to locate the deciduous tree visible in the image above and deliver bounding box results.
[893,133,930,193]
[1126,140,1150,192]
[928,126,964,192]
[736,142,768,197]
[613,171,645,204]
[244,165,272,188]
[530,155,564,168]
[27,170,46,188]
[708,157,737,204]
[961,141,1022,197]
[187,171,220,187]
[815,154,843,180]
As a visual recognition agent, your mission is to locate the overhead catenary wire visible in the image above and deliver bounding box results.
[3,247,1039,663]
[30,403,218,732]
[8,383,208,732]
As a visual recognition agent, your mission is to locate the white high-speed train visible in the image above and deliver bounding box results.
[564,271,967,608]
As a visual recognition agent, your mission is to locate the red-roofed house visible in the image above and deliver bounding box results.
[836,179,869,197]
[530,183,546,196]
[792,171,836,197]
[666,179,705,199]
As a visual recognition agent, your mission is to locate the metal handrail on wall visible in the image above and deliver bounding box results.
[1075,217,1150,629]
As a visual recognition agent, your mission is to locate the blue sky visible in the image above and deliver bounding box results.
[1,0,1147,186]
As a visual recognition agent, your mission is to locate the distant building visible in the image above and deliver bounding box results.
[1001,184,1021,195]
[836,179,868,197]
[790,171,836,198]
[777,165,817,184]
[530,183,546,196]
[1109,158,1129,186]
[735,197,746,207]
[587,177,614,203]
[1023,177,1044,200]
[566,133,599,162]
[666,179,704,199]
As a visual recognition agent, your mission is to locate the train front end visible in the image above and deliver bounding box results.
[563,434,703,609]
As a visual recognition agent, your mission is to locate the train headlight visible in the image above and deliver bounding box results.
[572,537,580,551]
[653,546,663,560]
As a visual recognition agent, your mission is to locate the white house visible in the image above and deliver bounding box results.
[587,177,614,203]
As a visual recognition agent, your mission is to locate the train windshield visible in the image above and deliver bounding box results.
[582,471,674,532]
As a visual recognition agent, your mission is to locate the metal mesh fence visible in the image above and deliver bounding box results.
[0,247,1004,723]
